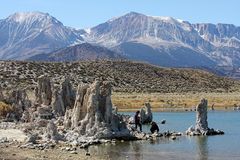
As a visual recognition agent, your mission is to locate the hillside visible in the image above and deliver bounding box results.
[28,43,123,62]
[0,60,239,93]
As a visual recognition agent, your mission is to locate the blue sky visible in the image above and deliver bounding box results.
[1,0,239,29]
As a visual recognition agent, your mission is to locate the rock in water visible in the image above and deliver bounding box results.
[35,75,52,106]
[161,119,166,124]
[186,98,224,136]
[140,102,153,124]
[195,98,208,132]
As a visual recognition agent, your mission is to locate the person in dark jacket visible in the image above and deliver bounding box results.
[134,111,142,132]
[150,121,159,134]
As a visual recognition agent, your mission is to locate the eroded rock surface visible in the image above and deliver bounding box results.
[4,89,31,121]
[35,75,52,106]
[0,87,4,101]
[52,79,75,116]
[45,120,63,141]
[186,99,224,136]
[140,102,153,124]
[65,81,132,141]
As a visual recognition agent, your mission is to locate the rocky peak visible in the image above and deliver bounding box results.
[6,12,62,26]
[193,23,240,47]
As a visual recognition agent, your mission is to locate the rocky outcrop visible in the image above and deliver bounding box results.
[35,75,52,106]
[64,81,132,141]
[5,89,31,121]
[44,120,63,141]
[195,99,208,132]
[186,99,224,136]
[140,102,153,124]
[21,110,31,122]
[36,106,53,120]
[52,79,75,116]
[60,79,75,110]
[52,89,65,116]
[63,109,72,129]
[0,87,4,101]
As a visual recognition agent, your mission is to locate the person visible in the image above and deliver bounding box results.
[134,111,142,132]
[150,121,159,134]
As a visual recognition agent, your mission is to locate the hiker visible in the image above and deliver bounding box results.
[134,110,142,132]
[150,121,159,134]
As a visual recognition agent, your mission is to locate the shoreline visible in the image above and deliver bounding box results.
[118,108,238,112]
[0,142,107,160]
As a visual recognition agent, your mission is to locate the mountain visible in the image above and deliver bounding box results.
[28,43,123,62]
[1,11,240,72]
[0,12,82,60]
[84,12,240,67]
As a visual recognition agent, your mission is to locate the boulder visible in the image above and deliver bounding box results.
[21,110,31,122]
[36,106,53,120]
[26,133,38,144]
[45,120,63,141]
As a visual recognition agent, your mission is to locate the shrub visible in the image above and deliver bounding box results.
[0,101,13,118]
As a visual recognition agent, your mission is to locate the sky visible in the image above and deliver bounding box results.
[0,0,239,29]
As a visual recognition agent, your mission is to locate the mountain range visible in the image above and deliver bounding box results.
[0,11,240,70]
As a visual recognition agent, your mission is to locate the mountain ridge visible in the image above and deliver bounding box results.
[1,11,240,71]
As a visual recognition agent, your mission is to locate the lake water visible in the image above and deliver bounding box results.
[90,111,240,160]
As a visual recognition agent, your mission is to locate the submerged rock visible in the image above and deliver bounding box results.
[161,119,166,124]
[186,98,224,136]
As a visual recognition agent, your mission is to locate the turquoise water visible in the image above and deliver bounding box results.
[90,111,240,160]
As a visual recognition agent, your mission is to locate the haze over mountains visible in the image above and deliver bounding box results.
[0,11,240,69]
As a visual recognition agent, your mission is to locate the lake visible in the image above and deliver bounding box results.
[90,111,240,160]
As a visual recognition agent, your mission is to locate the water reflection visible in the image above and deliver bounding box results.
[196,136,209,160]
[88,112,240,160]
[90,141,144,160]
[131,141,143,160]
